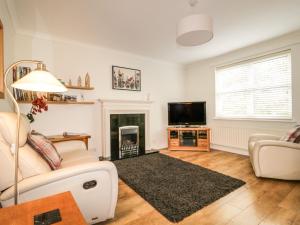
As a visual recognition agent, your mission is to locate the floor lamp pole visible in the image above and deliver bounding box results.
[4,60,41,205]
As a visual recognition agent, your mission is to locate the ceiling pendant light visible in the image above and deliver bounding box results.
[176,0,213,46]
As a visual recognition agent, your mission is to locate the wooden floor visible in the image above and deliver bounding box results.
[100,150,300,225]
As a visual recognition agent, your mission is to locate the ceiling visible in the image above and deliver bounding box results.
[7,0,300,64]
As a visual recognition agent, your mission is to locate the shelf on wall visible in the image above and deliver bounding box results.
[65,85,94,90]
[17,100,95,105]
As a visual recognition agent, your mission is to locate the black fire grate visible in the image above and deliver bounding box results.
[120,144,139,159]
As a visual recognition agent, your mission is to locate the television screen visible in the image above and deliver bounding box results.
[168,102,206,126]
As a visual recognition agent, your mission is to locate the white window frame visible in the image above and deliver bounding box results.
[214,50,293,121]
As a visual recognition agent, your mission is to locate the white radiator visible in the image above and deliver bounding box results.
[211,126,286,150]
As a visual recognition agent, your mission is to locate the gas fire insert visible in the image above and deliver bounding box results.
[119,126,139,159]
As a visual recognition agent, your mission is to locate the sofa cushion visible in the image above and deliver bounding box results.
[281,125,300,143]
[54,140,87,154]
[60,150,98,168]
[27,131,62,170]
[0,135,22,191]
[0,113,30,147]
[19,144,51,178]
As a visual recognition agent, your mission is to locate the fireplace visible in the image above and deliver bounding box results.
[100,99,152,159]
[119,126,139,159]
[110,114,145,160]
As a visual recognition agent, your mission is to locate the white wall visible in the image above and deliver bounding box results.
[185,31,300,155]
[0,0,15,111]
[4,1,300,157]
[12,33,185,156]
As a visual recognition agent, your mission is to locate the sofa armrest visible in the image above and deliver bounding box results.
[0,161,117,201]
[249,133,281,143]
[54,140,87,154]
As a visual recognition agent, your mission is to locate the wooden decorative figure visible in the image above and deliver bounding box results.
[77,76,82,87]
[85,73,90,88]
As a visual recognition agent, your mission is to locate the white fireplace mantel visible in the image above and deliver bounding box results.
[99,99,152,158]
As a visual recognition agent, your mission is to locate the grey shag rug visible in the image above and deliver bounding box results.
[113,153,245,223]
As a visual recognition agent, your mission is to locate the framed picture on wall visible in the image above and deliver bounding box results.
[112,66,141,91]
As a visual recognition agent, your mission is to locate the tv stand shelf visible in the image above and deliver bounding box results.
[168,127,211,151]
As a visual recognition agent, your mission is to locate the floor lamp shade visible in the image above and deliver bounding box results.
[11,66,67,92]
[176,14,213,46]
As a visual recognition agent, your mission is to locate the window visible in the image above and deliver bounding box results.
[215,50,292,120]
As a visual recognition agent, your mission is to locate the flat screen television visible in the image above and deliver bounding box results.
[168,102,206,126]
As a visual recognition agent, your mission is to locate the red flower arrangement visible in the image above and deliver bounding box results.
[27,96,48,123]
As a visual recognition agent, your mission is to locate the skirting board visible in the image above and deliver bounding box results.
[211,144,249,156]
[158,145,249,156]
[101,146,249,159]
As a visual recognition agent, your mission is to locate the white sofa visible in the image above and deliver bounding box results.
[248,133,300,180]
[0,112,118,224]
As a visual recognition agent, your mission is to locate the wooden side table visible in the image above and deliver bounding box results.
[0,192,87,225]
[47,134,91,149]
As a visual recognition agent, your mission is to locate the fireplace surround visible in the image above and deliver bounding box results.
[99,99,152,159]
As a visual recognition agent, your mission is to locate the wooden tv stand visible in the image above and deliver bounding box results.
[168,127,211,151]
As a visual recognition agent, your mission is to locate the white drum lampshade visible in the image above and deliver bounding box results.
[176,14,213,46]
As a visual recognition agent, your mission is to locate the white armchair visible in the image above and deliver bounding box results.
[0,112,118,224]
[248,133,300,180]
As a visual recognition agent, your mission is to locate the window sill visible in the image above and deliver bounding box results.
[213,117,296,123]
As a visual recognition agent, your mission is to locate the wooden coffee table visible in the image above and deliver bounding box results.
[0,192,87,225]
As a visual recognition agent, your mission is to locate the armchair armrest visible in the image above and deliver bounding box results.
[0,161,117,201]
[255,140,300,150]
[249,133,281,143]
[54,140,87,154]
[251,140,300,180]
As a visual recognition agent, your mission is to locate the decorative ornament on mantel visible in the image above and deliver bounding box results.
[176,0,213,46]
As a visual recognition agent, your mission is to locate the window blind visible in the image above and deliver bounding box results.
[215,50,292,120]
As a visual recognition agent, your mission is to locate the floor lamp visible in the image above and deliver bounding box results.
[4,60,67,205]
